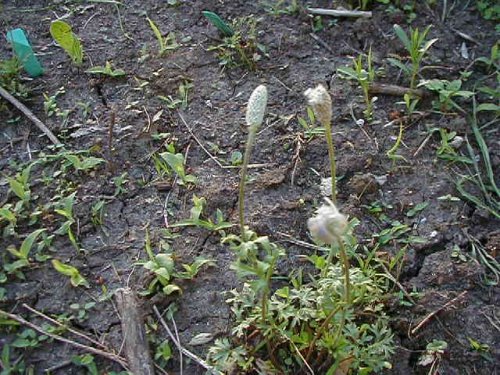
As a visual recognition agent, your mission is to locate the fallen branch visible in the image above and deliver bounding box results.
[411,291,467,336]
[115,288,155,375]
[369,83,427,98]
[153,305,223,375]
[0,85,62,145]
[307,7,372,18]
[22,304,106,351]
[0,308,129,370]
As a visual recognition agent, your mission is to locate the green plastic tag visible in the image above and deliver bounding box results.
[6,28,44,77]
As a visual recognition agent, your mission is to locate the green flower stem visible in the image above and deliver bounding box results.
[338,240,351,304]
[238,125,258,241]
[323,120,337,204]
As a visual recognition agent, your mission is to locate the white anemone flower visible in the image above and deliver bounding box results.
[246,85,268,128]
[304,84,332,126]
[307,198,347,245]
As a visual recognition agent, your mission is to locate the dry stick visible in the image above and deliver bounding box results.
[307,7,372,18]
[0,308,129,370]
[177,111,224,169]
[152,305,223,375]
[0,86,62,145]
[115,288,155,375]
[309,33,335,54]
[368,83,427,98]
[22,304,106,350]
[410,291,468,336]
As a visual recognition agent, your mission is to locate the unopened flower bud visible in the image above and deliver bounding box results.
[304,84,332,126]
[307,198,347,245]
[246,85,268,128]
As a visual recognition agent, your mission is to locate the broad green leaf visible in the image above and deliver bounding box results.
[19,228,46,259]
[163,284,181,295]
[147,17,165,53]
[387,58,410,75]
[420,38,438,54]
[476,103,500,112]
[0,207,16,223]
[50,20,83,65]
[202,11,234,37]
[8,179,28,201]
[393,24,411,51]
[51,259,89,288]
[406,202,429,217]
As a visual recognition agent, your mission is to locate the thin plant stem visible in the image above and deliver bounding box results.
[323,120,337,203]
[338,239,351,304]
[238,125,258,241]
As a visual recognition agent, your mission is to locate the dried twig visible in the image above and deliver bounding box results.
[0,308,129,370]
[22,304,106,350]
[411,291,468,336]
[177,111,224,168]
[0,85,62,145]
[153,305,222,375]
[309,33,334,54]
[115,288,155,375]
[369,83,427,98]
[307,7,372,18]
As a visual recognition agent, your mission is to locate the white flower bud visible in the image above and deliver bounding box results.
[246,85,268,128]
[307,198,347,245]
[304,84,332,126]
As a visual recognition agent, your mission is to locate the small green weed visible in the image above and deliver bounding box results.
[154,145,197,185]
[85,61,126,77]
[0,57,29,98]
[420,79,474,113]
[51,259,89,288]
[338,48,376,120]
[206,14,265,70]
[170,195,233,232]
[137,230,215,296]
[297,107,325,140]
[112,172,128,196]
[417,339,447,373]
[262,0,300,15]
[4,229,45,278]
[389,24,438,89]
[158,80,193,109]
[54,192,79,250]
[50,20,84,66]
[146,17,179,56]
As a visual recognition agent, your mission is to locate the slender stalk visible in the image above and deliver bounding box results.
[238,125,258,241]
[338,240,351,304]
[322,120,337,203]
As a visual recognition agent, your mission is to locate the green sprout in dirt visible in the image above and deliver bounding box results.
[85,61,126,77]
[205,13,265,70]
[0,57,29,98]
[304,84,337,202]
[54,192,79,251]
[338,47,376,120]
[146,17,179,57]
[51,259,89,288]
[138,230,215,296]
[389,24,438,89]
[170,195,233,232]
[238,85,268,240]
[420,79,474,113]
[386,118,406,164]
[50,20,84,66]
[453,100,499,220]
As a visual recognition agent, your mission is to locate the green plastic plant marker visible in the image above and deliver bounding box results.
[6,28,44,77]
[202,11,234,37]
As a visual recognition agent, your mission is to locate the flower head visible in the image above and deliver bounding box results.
[304,84,332,126]
[246,85,268,128]
[307,198,347,245]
